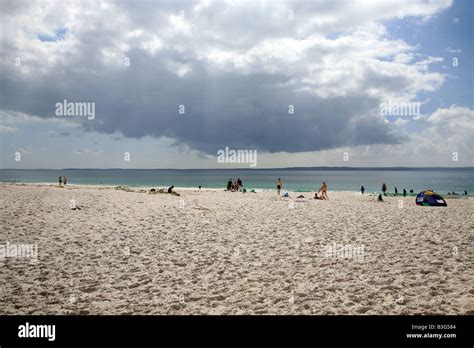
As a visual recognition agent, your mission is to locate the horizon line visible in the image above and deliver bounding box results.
[2,166,474,171]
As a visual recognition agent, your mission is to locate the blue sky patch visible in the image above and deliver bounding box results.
[37,27,68,42]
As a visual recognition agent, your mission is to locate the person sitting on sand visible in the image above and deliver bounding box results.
[227,179,232,191]
[237,178,243,191]
[320,181,328,200]
[314,191,322,200]
[168,185,175,194]
[464,190,468,195]
[377,194,384,202]
[276,178,282,196]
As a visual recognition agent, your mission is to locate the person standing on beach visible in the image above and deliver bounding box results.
[403,188,407,197]
[275,178,282,195]
[382,183,387,196]
[64,176,67,185]
[361,186,365,194]
[394,187,398,196]
[58,176,62,186]
[320,181,329,200]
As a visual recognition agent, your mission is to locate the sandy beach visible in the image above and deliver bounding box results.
[0,183,472,315]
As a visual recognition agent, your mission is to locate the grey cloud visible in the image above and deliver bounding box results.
[1,52,404,154]
[0,0,448,155]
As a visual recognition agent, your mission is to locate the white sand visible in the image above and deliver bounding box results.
[0,183,472,314]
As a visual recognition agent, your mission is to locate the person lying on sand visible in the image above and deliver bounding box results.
[153,187,179,196]
[167,186,181,196]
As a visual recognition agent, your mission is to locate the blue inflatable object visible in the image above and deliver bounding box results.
[416,190,447,206]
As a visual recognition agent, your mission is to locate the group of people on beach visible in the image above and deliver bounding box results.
[58,176,67,186]
[226,178,243,192]
[218,177,471,198]
[361,183,412,198]
[313,181,329,200]
[53,176,469,197]
[275,178,329,200]
[448,190,469,195]
[369,183,412,201]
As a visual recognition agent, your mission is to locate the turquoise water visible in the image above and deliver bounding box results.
[1,168,473,195]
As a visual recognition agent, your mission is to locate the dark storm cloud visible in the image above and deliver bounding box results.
[4,0,450,155]
[0,47,405,154]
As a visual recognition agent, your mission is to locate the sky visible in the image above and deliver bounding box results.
[0,0,473,169]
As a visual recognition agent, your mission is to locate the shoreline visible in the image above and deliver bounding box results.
[1,181,470,197]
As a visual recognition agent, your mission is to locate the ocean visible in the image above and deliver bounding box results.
[1,168,473,195]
